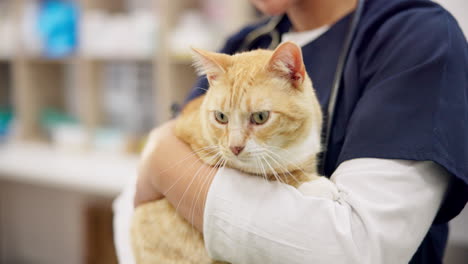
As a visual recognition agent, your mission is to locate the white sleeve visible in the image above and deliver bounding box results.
[203,158,450,264]
[112,174,137,264]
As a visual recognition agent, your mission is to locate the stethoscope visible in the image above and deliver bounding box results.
[239,0,365,174]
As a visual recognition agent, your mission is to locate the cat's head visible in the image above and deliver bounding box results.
[192,42,322,175]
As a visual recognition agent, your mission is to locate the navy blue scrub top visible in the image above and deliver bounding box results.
[185,0,468,263]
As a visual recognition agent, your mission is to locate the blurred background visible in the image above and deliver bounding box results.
[0,0,466,263]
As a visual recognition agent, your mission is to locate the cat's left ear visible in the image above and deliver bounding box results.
[268,41,306,90]
[192,48,231,83]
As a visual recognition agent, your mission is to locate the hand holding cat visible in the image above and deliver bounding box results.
[134,119,216,231]
[134,121,176,207]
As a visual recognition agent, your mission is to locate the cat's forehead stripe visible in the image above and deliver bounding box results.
[245,97,252,112]
[222,96,228,110]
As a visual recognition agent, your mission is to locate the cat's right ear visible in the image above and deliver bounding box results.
[268,41,306,90]
[191,48,230,83]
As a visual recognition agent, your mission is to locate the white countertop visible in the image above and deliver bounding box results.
[0,142,139,197]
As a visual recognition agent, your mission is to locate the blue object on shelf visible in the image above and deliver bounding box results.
[0,107,13,143]
[37,0,78,58]
[40,107,78,129]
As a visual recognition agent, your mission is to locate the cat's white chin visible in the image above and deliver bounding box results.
[225,156,285,176]
[224,158,262,175]
[275,125,321,167]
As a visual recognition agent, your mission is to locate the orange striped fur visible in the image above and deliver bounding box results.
[131,42,324,264]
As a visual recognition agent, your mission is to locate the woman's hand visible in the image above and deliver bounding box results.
[133,120,217,231]
[134,121,177,207]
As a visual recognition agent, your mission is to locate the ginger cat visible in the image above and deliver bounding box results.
[131,42,327,264]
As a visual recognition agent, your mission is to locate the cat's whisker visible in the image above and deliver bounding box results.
[260,150,293,174]
[254,155,269,184]
[265,153,306,186]
[188,163,216,235]
[260,154,285,185]
[263,151,302,186]
[262,153,300,190]
[256,155,269,181]
[189,156,225,234]
[193,86,209,92]
[258,154,274,180]
[264,145,305,160]
[154,145,219,177]
[194,159,227,233]
[163,147,220,196]
[170,153,221,221]
[263,146,308,176]
[174,153,222,215]
[169,154,219,221]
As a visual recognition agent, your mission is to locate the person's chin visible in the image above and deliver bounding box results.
[253,1,290,16]
[259,6,287,16]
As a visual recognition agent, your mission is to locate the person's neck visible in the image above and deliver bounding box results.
[287,0,358,32]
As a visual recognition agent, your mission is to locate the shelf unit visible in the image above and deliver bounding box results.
[0,0,258,198]
[1,0,256,147]
[0,1,256,263]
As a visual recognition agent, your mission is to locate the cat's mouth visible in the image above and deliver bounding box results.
[222,151,285,175]
[220,151,259,171]
[222,152,251,164]
[219,144,311,176]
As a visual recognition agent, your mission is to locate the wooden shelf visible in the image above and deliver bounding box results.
[79,55,154,62]
[8,55,156,63]
[0,56,13,62]
[25,56,77,64]
[1,0,255,183]
[0,2,255,263]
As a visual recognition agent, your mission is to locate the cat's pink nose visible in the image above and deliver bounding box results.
[230,146,245,156]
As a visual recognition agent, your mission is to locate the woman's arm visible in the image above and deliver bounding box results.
[136,122,450,263]
[203,159,449,264]
[135,121,216,232]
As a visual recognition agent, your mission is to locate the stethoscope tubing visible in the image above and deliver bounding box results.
[322,0,365,173]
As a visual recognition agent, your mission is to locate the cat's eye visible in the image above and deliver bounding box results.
[251,111,270,125]
[214,111,229,124]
